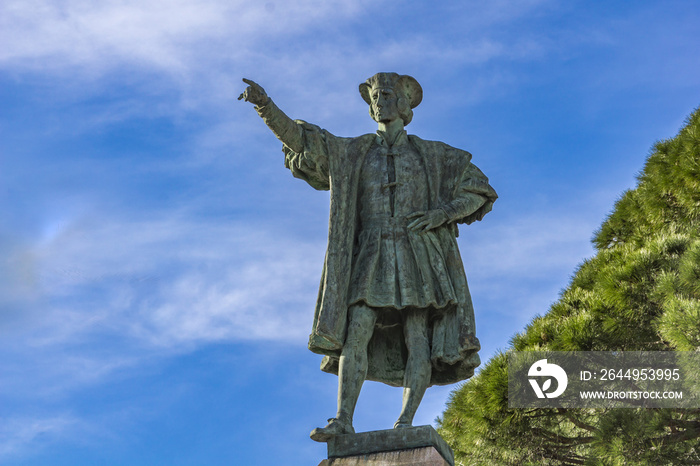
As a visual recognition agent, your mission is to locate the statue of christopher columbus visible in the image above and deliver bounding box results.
[239,73,497,442]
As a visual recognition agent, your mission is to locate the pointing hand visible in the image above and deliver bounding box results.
[238,78,270,107]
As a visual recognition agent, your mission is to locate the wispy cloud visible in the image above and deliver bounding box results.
[16,213,325,348]
[0,416,81,461]
[462,206,600,341]
[0,210,328,461]
[468,211,596,281]
[0,210,326,416]
[0,0,375,74]
[11,202,599,346]
[0,0,567,125]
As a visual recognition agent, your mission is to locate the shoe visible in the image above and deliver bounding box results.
[393,420,412,429]
[310,417,355,442]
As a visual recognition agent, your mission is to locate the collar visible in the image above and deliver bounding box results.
[375,129,409,148]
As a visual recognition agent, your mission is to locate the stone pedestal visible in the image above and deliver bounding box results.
[318,425,454,466]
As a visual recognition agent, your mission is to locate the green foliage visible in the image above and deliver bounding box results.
[439,107,700,465]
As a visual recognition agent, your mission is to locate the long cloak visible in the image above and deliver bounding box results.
[280,119,497,386]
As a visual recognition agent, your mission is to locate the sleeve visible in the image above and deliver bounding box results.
[282,121,331,191]
[441,156,498,225]
[440,192,488,223]
[256,100,331,191]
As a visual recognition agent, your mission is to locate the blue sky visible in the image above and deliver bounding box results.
[1,0,699,464]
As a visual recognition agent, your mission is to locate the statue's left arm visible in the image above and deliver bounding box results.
[441,189,489,223]
[407,193,487,233]
[447,160,498,225]
[408,147,497,232]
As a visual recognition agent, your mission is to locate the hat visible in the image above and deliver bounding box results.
[359,72,423,109]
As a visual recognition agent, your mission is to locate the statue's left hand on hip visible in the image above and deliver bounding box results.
[407,209,448,233]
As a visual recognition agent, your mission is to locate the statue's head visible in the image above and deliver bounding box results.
[359,73,422,126]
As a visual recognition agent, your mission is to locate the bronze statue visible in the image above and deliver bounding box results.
[239,73,497,442]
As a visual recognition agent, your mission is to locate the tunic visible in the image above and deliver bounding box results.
[257,101,498,387]
[349,131,459,310]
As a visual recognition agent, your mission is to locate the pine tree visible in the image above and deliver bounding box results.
[438,107,700,465]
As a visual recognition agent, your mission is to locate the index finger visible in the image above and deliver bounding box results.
[242,78,256,86]
[406,211,425,219]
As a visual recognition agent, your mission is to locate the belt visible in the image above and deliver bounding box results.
[361,215,409,229]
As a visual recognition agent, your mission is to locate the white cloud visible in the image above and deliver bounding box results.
[18,203,598,348]
[0,0,565,123]
[460,206,599,334]
[466,211,596,281]
[0,416,80,460]
[0,0,374,74]
[0,209,327,409]
[0,236,41,310]
[141,244,322,346]
[9,212,323,350]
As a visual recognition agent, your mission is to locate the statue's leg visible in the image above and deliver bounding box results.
[310,303,376,441]
[395,308,431,428]
[337,303,377,425]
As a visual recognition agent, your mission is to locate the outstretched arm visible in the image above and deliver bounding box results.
[238,78,304,154]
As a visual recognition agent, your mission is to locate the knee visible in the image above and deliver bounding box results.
[404,313,429,353]
[344,305,375,350]
[405,332,430,357]
[344,325,369,350]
